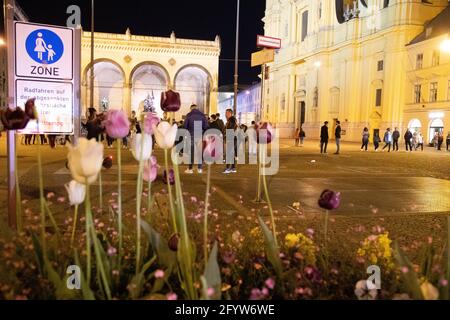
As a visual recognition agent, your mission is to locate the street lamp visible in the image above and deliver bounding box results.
[0,38,5,46]
[440,38,450,53]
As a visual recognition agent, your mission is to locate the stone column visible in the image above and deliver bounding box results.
[123,82,132,115]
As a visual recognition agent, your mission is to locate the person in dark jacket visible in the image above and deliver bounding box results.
[184,104,209,174]
[320,121,329,154]
[393,128,400,152]
[223,109,238,174]
[215,113,225,133]
[334,120,342,155]
[404,129,413,152]
[299,127,306,146]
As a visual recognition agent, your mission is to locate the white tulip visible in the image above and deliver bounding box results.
[67,138,104,185]
[131,133,153,161]
[65,180,86,206]
[153,122,178,150]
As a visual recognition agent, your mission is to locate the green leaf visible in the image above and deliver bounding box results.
[394,241,424,300]
[258,216,283,278]
[202,242,222,300]
[31,233,44,275]
[128,256,157,300]
[140,220,176,271]
[74,250,95,300]
[0,216,13,242]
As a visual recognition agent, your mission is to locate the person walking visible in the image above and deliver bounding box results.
[446,132,450,151]
[184,104,209,174]
[248,121,258,156]
[295,128,300,147]
[392,127,400,152]
[382,128,393,152]
[373,133,381,152]
[334,121,342,155]
[404,129,413,152]
[417,132,424,151]
[361,127,370,151]
[437,133,444,151]
[320,121,329,154]
[299,127,306,146]
[223,109,238,174]
[433,133,439,151]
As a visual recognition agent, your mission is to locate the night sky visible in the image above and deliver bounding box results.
[11,0,266,86]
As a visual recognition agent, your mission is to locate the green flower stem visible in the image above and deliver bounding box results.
[71,205,79,247]
[117,139,123,269]
[37,139,47,260]
[172,158,197,300]
[86,180,112,300]
[164,149,178,234]
[98,167,103,211]
[261,144,278,248]
[14,134,22,232]
[136,156,145,275]
[447,214,450,300]
[85,179,92,285]
[147,176,153,224]
[203,164,211,269]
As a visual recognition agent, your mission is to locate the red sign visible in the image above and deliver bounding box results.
[257,35,281,49]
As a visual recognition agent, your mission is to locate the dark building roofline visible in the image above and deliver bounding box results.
[408,4,450,46]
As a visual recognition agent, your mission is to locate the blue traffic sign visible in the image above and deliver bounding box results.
[25,28,64,65]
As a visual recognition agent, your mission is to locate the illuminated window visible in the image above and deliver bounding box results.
[430,82,438,102]
[375,89,383,107]
[414,84,421,104]
[432,51,440,67]
[377,60,384,71]
[301,11,308,42]
[416,53,423,69]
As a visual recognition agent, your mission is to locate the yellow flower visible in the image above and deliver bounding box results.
[285,233,300,249]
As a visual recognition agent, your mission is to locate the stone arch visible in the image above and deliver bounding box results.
[82,59,126,112]
[174,64,213,116]
[130,62,170,117]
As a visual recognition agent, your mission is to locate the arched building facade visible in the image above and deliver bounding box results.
[81,29,220,120]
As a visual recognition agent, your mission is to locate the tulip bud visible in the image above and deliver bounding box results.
[103,156,113,169]
[153,122,178,150]
[64,180,86,206]
[168,233,180,252]
[318,189,341,210]
[163,169,175,186]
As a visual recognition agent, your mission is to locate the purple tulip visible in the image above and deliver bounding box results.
[103,110,130,139]
[318,189,341,210]
[143,113,160,135]
[160,90,181,112]
[144,156,158,183]
[163,169,175,185]
[0,107,31,130]
[256,122,274,145]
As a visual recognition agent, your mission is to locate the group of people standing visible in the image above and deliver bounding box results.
[312,121,450,154]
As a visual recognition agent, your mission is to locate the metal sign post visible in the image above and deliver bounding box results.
[4,0,17,228]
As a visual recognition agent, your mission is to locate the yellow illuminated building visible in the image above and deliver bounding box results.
[81,29,220,120]
[263,0,450,143]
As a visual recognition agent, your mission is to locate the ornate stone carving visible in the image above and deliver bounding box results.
[124,55,132,63]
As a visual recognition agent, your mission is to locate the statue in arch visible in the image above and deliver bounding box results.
[143,91,156,113]
[101,97,109,113]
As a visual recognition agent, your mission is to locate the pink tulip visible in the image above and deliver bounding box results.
[204,136,223,160]
[256,122,274,145]
[143,113,160,135]
[103,110,130,139]
[143,156,158,183]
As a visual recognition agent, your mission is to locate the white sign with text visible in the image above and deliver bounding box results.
[16,80,74,134]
